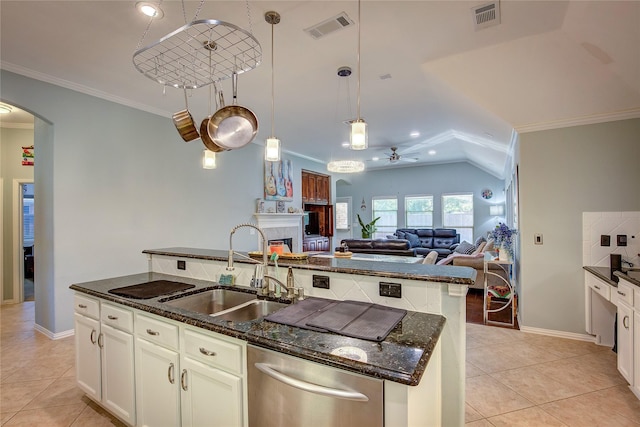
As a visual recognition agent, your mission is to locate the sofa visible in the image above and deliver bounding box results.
[393,228,460,260]
[337,239,416,257]
[435,238,509,289]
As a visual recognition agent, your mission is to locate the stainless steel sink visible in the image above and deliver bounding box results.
[214,300,288,322]
[162,289,257,315]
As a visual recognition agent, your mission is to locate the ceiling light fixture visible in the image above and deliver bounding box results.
[0,103,13,114]
[202,150,216,169]
[264,11,281,162]
[350,0,367,150]
[135,2,164,19]
[410,131,420,138]
[428,150,437,156]
[327,160,365,173]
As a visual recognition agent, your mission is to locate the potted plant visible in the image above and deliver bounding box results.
[490,222,518,261]
[357,214,381,239]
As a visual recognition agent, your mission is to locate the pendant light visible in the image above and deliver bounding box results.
[350,0,367,150]
[264,11,281,162]
[202,149,216,169]
[327,159,365,173]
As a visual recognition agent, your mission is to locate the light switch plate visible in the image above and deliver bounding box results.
[617,235,627,246]
[601,235,610,246]
[534,233,543,245]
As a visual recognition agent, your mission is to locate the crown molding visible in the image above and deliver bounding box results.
[514,108,640,133]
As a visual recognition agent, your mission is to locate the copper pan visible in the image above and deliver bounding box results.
[172,89,199,142]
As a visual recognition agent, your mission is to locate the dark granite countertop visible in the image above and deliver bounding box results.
[583,266,640,287]
[143,247,476,286]
[70,272,445,386]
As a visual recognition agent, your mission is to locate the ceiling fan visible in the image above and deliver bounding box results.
[384,147,418,164]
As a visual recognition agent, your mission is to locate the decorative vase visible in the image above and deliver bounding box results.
[499,244,509,261]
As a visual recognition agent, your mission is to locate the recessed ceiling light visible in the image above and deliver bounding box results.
[341,141,350,148]
[428,150,436,156]
[410,131,420,138]
[0,103,13,114]
[372,156,379,161]
[136,2,164,19]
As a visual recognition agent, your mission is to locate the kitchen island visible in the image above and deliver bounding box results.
[71,247,474,426]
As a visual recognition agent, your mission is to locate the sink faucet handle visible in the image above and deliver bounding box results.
[296,287,305,301]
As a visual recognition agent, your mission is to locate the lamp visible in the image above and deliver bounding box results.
[327,160,365,173]
[350,0,367,150]
[202,149,216,169]
[489,204,504,216]
[264,11,281,162]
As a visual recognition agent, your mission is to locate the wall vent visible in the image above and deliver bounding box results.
[471,1,501,31]
[304,12,354,40]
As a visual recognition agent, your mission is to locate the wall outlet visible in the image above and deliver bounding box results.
[177,260,186,270]
[379,282,402,298]
[312,275,330,289]
[617,235,627,246]
[601,235,611,246]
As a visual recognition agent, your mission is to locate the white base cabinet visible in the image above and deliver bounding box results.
[74,295,136,426]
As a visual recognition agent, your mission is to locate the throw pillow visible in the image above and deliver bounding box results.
[471,241,486,256]
[484,239,495,252]
[474,236,487,247]
[454,240,475,255]
[395,230,406,239]
[405,232,421,248]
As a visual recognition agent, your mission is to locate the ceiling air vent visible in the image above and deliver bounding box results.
[471,1,501,31]
[304,12,354,40]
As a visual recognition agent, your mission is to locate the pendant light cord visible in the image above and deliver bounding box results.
[271,20,275,137]
[356,0,361,120]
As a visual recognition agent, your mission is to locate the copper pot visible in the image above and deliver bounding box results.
[172,89,199,142]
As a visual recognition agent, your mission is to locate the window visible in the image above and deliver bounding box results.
[405,195,433,228]
[372,197,397,239]
[442,193,474,243]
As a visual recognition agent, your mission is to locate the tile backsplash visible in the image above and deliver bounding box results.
[582,211,640,268]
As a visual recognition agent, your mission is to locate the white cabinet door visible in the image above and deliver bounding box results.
[617,302,634,383]
[74,313,101,401]
[633,312,640,398]
[135,337,181,427]
[180,357,243,427]
[101,323,135,426]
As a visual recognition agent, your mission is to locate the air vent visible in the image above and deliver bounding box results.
[304,12,354,40]
[471,1,501,31]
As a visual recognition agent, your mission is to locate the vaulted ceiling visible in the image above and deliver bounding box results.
[2,1,639,178]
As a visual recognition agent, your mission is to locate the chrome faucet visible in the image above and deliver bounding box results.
[262,275,298,300]
[226,223,268,288]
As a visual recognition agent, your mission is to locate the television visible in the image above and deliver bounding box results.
[304,211,320,235]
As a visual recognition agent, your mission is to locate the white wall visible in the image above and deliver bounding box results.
[1,127,34,300]
[335,162,505,241]
[518,118,640,335]
[1,70,324,334]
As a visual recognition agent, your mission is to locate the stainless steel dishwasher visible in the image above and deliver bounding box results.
[247,345,383,427]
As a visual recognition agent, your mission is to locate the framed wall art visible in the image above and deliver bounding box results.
[264,159,293,201]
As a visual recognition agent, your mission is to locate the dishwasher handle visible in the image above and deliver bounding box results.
[254,363,369,402]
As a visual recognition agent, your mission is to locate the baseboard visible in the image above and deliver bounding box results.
[518,324,595,342]
[34,324,75,340]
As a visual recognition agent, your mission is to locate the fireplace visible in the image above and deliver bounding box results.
[254,213,304,253]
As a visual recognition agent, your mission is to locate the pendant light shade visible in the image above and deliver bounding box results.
[350,0,367,150]
[202,149,216,169]
[265,11,281,162]
[265,137,281,161]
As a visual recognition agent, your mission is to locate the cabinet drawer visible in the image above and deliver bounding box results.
[74,294,100,319]
[588,275,611,300]
[615,280,634,307]
[101,303,133,333]
[135,313,179,350]
[183,328,244,376]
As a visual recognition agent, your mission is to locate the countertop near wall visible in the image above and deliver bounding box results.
[583,266,640,287]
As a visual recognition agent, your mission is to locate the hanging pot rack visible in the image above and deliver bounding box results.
[133,19,262,89]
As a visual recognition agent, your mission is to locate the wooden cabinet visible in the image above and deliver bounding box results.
[302,170,330,204]
[74,295,135,426]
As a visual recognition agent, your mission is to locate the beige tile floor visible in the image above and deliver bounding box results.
[466,322,640,426]
[2,301,640,426]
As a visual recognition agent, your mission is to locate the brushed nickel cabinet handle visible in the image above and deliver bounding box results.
[623,315,630,329]
[97,333,104,349]
[617,290,626,297]
[78,304,87,309]
[199,347,216,357]
[90,329,97,345]
[168,363,175,384]
[594,285,601,290]
[181,369,188,391]
[107,315,118,320]
[146,329,159,336]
